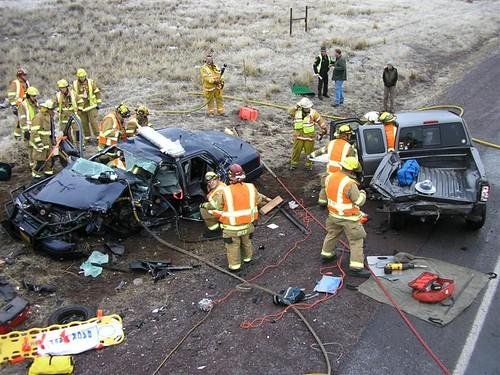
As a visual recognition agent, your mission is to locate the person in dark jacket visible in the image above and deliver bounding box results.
[383,63,398,112]
[331,49,347,107]
[313,46,333,100]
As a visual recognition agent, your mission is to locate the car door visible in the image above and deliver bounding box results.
[59,114,84,161]
[357,124,388,181]
[179,153,217,199]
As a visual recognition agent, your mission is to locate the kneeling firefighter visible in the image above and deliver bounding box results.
[199,171,227,238]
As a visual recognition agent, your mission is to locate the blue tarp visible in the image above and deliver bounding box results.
[397,159,420,187]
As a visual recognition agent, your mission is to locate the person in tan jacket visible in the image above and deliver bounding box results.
[73,68,101,143]
[30,99,57,179]
[125,105,150,137]
[200,53,225,115]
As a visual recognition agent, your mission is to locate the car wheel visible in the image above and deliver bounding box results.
[47,305,95,325]
[465,206,486,230]
[388,211,405,230]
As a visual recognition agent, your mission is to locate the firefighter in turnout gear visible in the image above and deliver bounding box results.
[30,99,57,179]
[97,104,131,150]
[18,86,40,167]
[199,171,227,239]
[203,164,268,271]
[73,68,101,143]
[54,79,82,131]
[378,112,398,151]
[309,124,358,206]
[320,157,370,278]
[288,97,327,170]
[8,66,30,109]
[200,53,224,115]
[125,105,150,137]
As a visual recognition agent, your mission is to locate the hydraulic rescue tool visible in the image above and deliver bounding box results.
[384,262,428,274]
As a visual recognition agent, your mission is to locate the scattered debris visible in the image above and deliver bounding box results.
[198,298,214,312]
[105,242,125,257]
[266,223,279,229]
[314,276,342,294]
[152,306,167,314]
[129,259,199,282]
[288,200,299,210]
[47,305,96,325]
[115,281,127,291]
[22,280,56,294]
[133,278,143,286]
[80,251,109,278]
[272,287,306,306]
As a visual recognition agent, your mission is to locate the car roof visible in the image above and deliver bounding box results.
[118,127,247,163]
[394,110,463,127]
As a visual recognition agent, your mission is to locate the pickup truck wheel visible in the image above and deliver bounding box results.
[388,211,405,230]
[465,206,486,230]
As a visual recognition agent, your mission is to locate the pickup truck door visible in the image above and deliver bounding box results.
[357,124,388,181]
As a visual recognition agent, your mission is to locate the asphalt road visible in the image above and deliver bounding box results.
[339,51,500,375]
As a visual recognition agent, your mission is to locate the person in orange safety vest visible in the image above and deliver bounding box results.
[203,164,269,271]
[378,112,398,151]
[320,156,370,278]
[308,123,358,206]
[97,104,131,151]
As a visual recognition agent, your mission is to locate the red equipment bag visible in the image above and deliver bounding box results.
[408,272,455,303]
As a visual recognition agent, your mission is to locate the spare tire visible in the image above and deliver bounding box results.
[47,305,96,325]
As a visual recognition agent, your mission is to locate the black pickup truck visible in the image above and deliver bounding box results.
[330,110,489,229]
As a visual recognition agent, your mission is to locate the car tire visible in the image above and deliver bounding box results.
[388,211,405,230]
[465,206,486,230]
[47,305,95,325]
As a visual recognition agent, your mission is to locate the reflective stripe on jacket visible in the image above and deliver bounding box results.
[8,78,29,106]
[216,183,259,229]
[73,78,101,112]
[98,112,123,147]
[327,139,352,174]
[326,171,364,220]
[30,111,54,150]
[207,181,227,208]
[18,99,38,131]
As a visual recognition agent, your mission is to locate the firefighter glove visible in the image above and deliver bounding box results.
[12,106,18,116]
[23,130,30,141]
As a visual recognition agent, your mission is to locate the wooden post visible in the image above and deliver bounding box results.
[289,7,308,36]
[305,6,308,32]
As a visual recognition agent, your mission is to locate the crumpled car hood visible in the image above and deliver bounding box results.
[34,167,127,211]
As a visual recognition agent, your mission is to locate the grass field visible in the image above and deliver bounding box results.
[1,0,499,168]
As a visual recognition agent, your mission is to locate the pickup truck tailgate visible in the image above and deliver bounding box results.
[370,153,477,202]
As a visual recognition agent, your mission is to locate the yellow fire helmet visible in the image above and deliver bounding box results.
[205,171,219,181]
[340,156,360,171]
[26,86,39,96]
[116,103,131,118]
[136,105,150,116]
[76,68,87,78]
[379,112,396,123]
[57,79,69,88]
[334,124,353,137]
[40,99,56,110]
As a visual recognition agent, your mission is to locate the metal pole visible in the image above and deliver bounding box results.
[305,6,308,32]
[289,8,293,35]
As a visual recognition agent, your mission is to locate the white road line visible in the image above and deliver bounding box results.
[453,255,500,375]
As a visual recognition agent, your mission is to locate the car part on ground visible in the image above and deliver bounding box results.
[47,305,96,325]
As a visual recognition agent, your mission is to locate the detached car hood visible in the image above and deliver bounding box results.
[34,167,127,211]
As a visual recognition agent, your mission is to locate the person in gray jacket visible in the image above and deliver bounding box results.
[383,63,398,112]
[331,49,347,107]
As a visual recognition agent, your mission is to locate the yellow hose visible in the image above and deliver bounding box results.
[186,91,344,120]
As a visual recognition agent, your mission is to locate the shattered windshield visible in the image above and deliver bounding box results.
[122,150,158,181]
[71,158,114,176]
